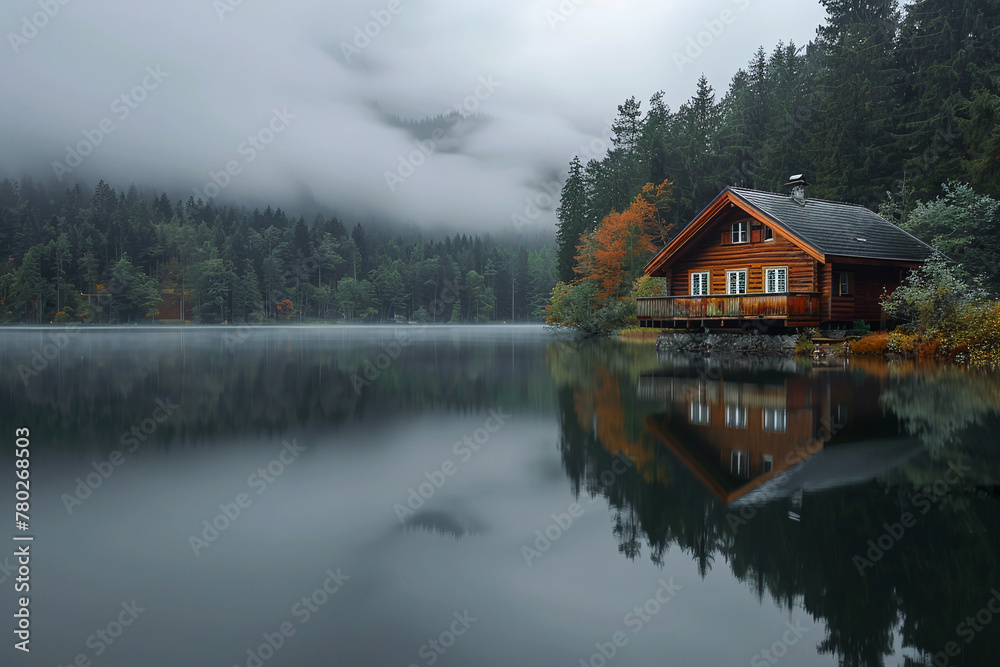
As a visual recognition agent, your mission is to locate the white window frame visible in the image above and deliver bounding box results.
[762,408,787,433]
[730,450,750,478]
[727,269,747,295]
[763,225,774,241]
[834,404,849,429]
[731,221,748,244]
[689,402,710,425]
[764,267,788,294]
[838,272,852,296]
[725,404,747,429]
[690,271,710,296]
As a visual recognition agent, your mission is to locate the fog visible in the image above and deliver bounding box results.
[1,0,826,231]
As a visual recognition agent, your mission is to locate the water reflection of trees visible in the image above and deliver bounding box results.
[0,328,556,451]
[878,361,1000,450]
[549,346,1000,667]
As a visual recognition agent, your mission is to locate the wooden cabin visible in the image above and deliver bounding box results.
[639,373,824,503]
[637,367,919,505]
[637,178,935,328]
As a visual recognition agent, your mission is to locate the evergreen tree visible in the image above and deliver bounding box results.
[108,254,160,322]
[637,91,673,188]
[555,156,590,282]
[673,75,723,219]
[808,0,903,204]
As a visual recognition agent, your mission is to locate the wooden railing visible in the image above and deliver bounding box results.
[636,293,820,320]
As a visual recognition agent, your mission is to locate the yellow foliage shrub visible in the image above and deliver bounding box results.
[888,330,916,354]
[962,302,1000,368]
[850,332,889,354]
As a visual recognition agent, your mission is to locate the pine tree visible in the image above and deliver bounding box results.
[595,96,645,218]
[674,75,723,219]
[719,47,772,189]
[555,156,590,282]
[808,0,903,204]
[896,0,1000,201]
[637,91,673,188]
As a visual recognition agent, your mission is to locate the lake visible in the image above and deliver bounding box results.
[2,325,998,666]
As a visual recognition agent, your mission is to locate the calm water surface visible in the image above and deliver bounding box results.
[1,325,998,666]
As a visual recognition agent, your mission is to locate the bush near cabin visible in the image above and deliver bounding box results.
[877,253,1000,367]
[851,332,889,355]
[962,302,1000,367]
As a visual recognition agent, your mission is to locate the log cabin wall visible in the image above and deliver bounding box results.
[663,207,818,296]
[669,379,818,481]
[819,263,833,322]
[829,263,906,323]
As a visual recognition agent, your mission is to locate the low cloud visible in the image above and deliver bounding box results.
[0,0,825,231]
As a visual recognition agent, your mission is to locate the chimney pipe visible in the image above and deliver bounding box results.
[783,174,808,204]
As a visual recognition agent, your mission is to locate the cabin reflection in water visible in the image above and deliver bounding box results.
[638,363,921,505]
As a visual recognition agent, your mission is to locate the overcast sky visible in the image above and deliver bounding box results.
[0,0,829,234]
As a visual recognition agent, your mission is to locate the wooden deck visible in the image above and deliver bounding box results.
[636,293,821,327]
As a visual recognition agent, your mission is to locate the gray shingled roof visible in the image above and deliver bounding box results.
[728,187,935,262]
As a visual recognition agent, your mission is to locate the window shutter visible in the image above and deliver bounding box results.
[721,232,730,245]
[751,229,762,243]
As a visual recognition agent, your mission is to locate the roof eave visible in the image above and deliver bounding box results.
[644,189,737,274]
[823,252,933,265]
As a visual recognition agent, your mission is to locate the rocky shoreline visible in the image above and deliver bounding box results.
[655,332,800,356]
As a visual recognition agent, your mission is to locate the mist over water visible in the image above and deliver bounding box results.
[1,326,998,666]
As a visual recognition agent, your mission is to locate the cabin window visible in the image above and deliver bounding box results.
[730,450,750,478]
[834,404,849,429]
[725,404,747,429]
[690,272,710,296]
[689,402,710,425]
[764,267,788,294]
[762,455,774,473]
[731,221,748,244]
[762,408,787,433]
[763,225,773,241]
[727,270,747,295]
[837,272,852,295]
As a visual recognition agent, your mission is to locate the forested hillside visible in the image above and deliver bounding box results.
[5,0,999,327]
[556,0,1000,284]
[0,179,557,324]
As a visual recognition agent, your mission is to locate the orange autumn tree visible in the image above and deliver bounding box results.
[575,179,674,302]
[275,298,296,320]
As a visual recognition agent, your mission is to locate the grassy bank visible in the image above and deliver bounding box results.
[619,327,661,343]
[827,302,1000,368]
